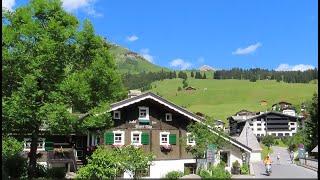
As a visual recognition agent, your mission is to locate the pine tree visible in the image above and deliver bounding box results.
[203,73,207,79]
[191,71,194,78]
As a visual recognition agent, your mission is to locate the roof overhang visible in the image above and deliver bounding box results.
[110,92,204,122]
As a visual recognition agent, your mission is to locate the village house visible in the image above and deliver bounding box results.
[103,91,259,178]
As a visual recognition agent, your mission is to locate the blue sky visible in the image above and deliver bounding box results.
[5,0,318,71]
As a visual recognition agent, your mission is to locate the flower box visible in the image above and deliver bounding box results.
[160,144,172,152]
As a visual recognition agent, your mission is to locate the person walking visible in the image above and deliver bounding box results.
[276,152,280,164]
[290,151,294,164]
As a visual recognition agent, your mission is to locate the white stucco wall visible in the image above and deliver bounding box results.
[250,151,262,162]
[123,159,197,178]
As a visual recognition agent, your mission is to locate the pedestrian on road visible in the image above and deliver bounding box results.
[276,152,280,164]
[290,151,294,164]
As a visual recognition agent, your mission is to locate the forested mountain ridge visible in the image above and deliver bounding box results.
[107,43,169,74]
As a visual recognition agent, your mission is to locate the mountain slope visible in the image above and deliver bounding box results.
[150,79,317,122]
[108,44,169,74]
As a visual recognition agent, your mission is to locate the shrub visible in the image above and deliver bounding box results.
[262,135,275,148]
[232,160,240,168]
[218,161,226,168]
[46,167,66,179]
[198,169,211,178]
[35,164,47,178]
[231,160,240,175]
[165,171,183,179]
[183,168,190,175]
[2,136,23,159]
[210,165,231,179]
[3,154,28,179]
[240,163,249,174]
[177,87,182,91]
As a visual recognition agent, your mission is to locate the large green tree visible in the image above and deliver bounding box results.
[186,117,229,159]
[2,0,125,178]
[304,93,318,151]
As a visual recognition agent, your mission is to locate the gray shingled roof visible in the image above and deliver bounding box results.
[235,122,262,152]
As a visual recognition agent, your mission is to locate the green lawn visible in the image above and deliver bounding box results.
[150,78,317,123]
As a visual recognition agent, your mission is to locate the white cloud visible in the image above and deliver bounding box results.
[275,64,315,71]
[170,58,192,70]
[62,0,102,17]
[140,48,154,63]
[232,42,262,55]
[127,35,139,42]
[2,0,15,11]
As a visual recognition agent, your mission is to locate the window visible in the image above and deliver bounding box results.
[291,128,295,130]
[139,107,149,119]
[257,134,260,137]
[290,122,295,125]
[257,123,261,126]
[165,113,172,121]
[131,131,142,145]
[24,138,45,151]
[160,132,170,145]
[285,133,290,136]
[186,133,196,146]
[257,128,262,131]
[256,119,261,121]
[113,111,121,119]
[113,131,125,145]
[272,133,276,136]
[278,133,283,137]
[249,123,253,126]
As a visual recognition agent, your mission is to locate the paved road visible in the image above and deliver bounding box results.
[252,146,318,179]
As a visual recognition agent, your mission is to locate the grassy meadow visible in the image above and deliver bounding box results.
[150,78,317,123]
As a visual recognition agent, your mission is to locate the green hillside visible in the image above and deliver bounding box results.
[149,79,317,123]
[108,44,169,74]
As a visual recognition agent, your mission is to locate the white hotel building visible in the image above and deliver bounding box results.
[228,110,302,138]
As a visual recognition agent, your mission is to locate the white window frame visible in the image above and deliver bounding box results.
[186,133,196,146]
[165,113,172,121]
[131,131,142,145]
[160,132,170,145]
[113,130,125,145]
[23,138,46,151]
[139,106,149,119]
[113,111,121,120]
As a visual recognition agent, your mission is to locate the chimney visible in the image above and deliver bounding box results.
[128,90,142,98]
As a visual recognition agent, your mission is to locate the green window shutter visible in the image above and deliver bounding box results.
[141,133,149,145]
[45,141,54,151]
[169,134,177,145]
[104,132,114,145]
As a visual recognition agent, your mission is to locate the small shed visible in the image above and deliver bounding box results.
[185,86,196,91]
[260,100,268,106]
